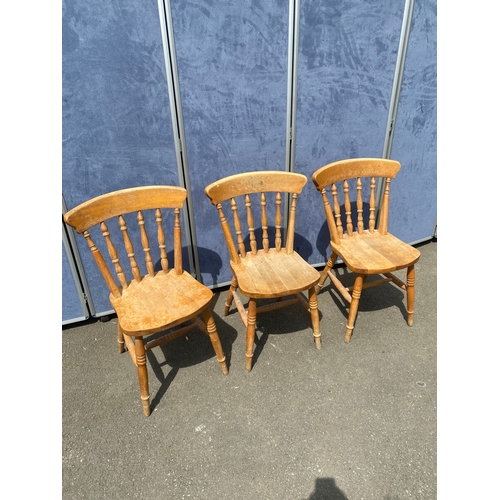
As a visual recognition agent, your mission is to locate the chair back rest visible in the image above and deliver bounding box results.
[204,171,308,263]
[64,186,187,298]
[312,158,401,244]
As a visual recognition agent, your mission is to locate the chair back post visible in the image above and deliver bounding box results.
[378,177,392,235]
[369,177,377,232]
[173,207,183,274]
[156,208,169,273]
[241,196,252,256]
[119,215,142,282]
[100,219,129,289]
[320,187,340,245]
[275,191,282,251]
[138,210,155,277]
[343,180,353,236]
[83,229,122,298]
[285,193,298,254]
[221,202,242,263]
[356,178,364,233]
[260,192,269,253]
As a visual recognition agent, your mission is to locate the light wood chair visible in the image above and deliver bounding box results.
[205,171,321,372]
[312,158,421,343]
[63,186,228,416]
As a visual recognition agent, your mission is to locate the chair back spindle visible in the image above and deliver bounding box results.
[332,184,343,241]
[138,210,155,277]
[343,180,353,236]
[261,193,269,252]
[245,195,257,255]
[285,193,298,254]
[275,192,282,251]
[378,178,392,235]
[231,197,245,257]
[356,178,364,233]
[83,229,122,298]
[173,207,183,274]
[101,220,129,289]
[156,209,169,273]
[369,177,376,232]
[119,215,141,282]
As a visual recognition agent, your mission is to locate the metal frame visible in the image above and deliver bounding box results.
[285,0,300,176]
[376,0,416,212]
[62,196,97,323]
[157,0,200,279]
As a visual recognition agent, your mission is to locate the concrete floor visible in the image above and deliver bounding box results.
[62,240,436,500]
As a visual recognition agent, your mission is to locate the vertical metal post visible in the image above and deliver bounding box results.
[157,0,201,279]
[376,0,415,216]
[62,195,96,319]
[285,0,300,175]
[284,0,301,237]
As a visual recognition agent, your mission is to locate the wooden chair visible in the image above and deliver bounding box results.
[63,186,228,416]
[204,171,322,372]
[312,158,421,343]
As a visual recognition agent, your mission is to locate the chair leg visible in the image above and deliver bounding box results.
[245,298,257,372]
[117,322,125,354]
[345,274,366,343]
[308,286,321,349]
[406,264,416,327]
[224,276,238,316]
[203,309,229,375]
[315,253,335,294]
[134,337,151,417]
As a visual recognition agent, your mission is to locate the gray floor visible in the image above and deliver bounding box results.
[62,240,437,500]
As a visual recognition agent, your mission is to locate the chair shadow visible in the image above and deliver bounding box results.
[314,201,372,260]
[304,477,349,500]
[154,246,224,286]
[315,220,332,263]
[249,298,324,368]
[197,247,224,286]
[243,226,314,262]
[146,294,237,413]
[319,266,407,320]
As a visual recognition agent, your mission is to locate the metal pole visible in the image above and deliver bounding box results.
[157,0,201,279]
[376,0,415,215]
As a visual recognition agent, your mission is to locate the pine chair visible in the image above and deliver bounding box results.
[204,171,322,372]
[63,186,228,416]
[312,158,421,343]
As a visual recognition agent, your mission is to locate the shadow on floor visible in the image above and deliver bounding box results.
[304,477,349,500]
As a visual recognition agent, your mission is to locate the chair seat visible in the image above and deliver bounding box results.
[230,248,320,299]
[331,230,421,274]
[111,270,214,335]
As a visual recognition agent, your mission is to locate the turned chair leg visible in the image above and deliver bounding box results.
[245,298,257,372]
[406,264,416,327]
[203,309,229,375]
[224,276,238,316]
[315,254,335,294]
[117,323,125,354]
[345,274,366,343]
[134,337,151,417]
[308,286,321,349]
